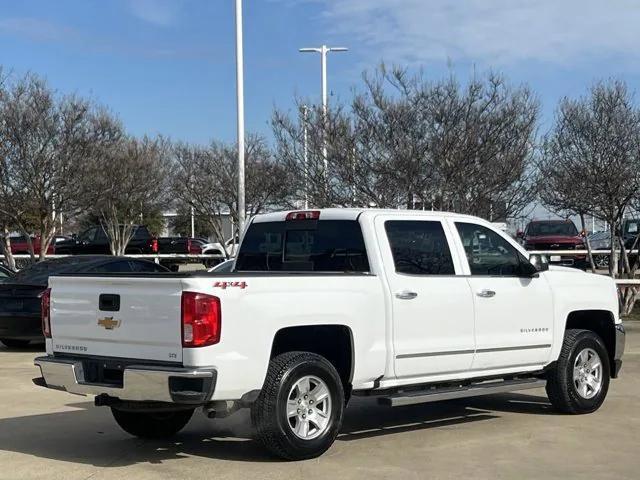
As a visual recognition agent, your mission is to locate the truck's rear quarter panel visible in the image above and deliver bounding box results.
[181,274,387,400]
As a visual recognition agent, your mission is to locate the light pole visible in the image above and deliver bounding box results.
[190,205,195,238]
[301,104,309,209]
[299,45,348,182]
[235,0,246,237]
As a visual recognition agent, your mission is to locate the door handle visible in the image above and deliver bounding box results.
[395,290,418,300]
[477,289,496,298]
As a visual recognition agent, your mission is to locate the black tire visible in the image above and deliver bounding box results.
[546,329,610,414]
[111,408,194,439]
[251,351,345,460]
[0,338,31,348]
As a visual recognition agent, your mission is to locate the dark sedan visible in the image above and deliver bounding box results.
[0,256,169,349]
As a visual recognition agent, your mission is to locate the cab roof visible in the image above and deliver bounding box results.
[252,208,486,223]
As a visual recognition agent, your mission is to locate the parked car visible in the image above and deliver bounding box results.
[34,209,623,460]
[621,219,640,249]
[0,256,168,349]
[208,259,234,273]
[202,237,237,265]
[518,219,587,268]
[55,225,158,255]
[0,265,14,279]
[9,235,55,255]
[587,231,611,268]
[157,237,216,271]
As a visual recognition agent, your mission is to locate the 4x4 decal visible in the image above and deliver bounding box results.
[213,281,248,290]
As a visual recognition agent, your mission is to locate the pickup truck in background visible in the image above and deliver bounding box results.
[54,225,159,255]
[518,219,588,269]
[34,209,625,460]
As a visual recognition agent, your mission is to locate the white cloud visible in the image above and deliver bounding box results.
[128,0,182,26]
[301,0,640,65]
[0,18,76,42]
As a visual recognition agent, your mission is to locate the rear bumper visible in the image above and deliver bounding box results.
[34,356,217,404]
[0,315,42,341]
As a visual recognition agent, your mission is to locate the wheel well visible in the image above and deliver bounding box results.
[270,325,354,394]
[566,310,616,374]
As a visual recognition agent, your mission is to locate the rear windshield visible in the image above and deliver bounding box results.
[235,220,370,272]
[526,222,578,237]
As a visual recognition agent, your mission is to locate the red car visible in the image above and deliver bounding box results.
[518,219,587,269]
[9,236,56,255]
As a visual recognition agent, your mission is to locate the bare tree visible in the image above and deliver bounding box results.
[541,80,640,312]
[273,67,539,219]
[543,81,640,278]
[172,135,291,253]
[538,152,597,272]
[423,73,540,219]
[84,134,171,255]
[0,73,100,260]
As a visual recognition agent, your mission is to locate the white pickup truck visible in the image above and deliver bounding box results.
[34,209,625,460]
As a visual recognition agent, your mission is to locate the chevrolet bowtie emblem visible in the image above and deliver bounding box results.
[97,316,121,330]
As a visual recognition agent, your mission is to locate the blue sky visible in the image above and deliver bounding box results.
[1,0,639,145]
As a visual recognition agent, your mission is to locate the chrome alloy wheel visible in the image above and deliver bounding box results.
[573,348,603,400]
[286,375,332,440]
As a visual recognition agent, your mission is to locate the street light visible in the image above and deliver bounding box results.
[299,45,348,182]
[235,0,246,237]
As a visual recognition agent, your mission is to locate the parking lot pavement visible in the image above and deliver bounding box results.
[1,326,639,480]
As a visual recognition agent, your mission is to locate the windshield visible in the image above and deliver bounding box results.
[526,222,578,237]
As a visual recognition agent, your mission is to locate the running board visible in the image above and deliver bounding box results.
[378,378,546,407]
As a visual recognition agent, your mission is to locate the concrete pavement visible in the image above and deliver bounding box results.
[1,323,639,479]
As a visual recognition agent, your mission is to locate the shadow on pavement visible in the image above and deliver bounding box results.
[0,343,44,353]
[0,391,552,465]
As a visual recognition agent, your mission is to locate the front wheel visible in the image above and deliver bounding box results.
[251,352,345,460]
[546,329,610,414]
[111,408,194,439]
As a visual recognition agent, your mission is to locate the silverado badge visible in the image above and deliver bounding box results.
[98,316,121,330]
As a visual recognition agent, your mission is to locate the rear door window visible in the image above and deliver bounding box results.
[235,220,370,272]
[385,221,455,275]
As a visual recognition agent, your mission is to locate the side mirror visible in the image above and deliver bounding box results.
[528,254,549,273]
[516,230,525,239]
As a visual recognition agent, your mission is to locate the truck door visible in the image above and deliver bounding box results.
[450,221,554,371]
[375,216,476,379]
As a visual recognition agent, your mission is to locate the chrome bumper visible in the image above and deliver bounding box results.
[34,356,216,404]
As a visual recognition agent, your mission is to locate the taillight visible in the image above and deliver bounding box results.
[41,288,51,338]
[286,210,320,221]
[181,292,221,347]
[188,239,202,254]
[152,238,159,253]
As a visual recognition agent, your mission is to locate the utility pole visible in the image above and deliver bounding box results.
[235,0,246,238]
[190,205,195,238]
[301,104,309,209]
[299,45,348,185]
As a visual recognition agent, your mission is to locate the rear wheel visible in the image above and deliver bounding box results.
[111,408,194,439]
[251,351,344,460]
[0,338,31,348]
[546,329,610,414]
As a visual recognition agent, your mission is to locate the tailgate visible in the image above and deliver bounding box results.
[49,276,184,363]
